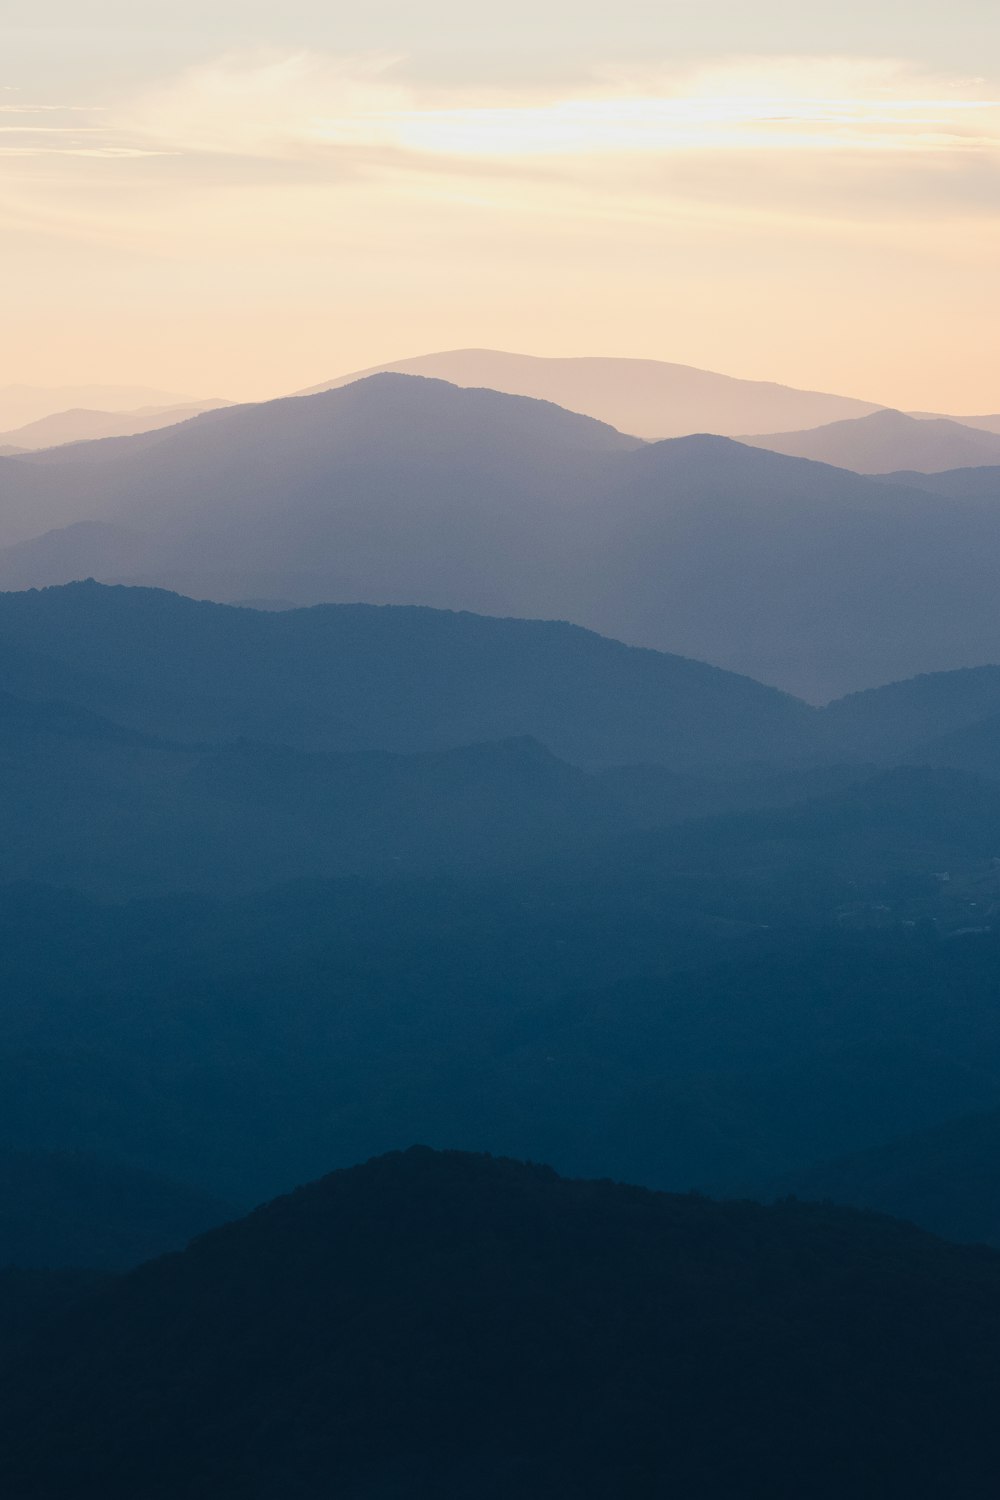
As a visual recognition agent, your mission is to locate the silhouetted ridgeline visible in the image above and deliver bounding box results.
[3,1149,1000,1499]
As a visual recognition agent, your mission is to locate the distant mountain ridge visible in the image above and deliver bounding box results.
[0,400,229,453]
[742,408,1000,474]
[3,585,1000,903]
[4,583,1000,769]
[877,464,1000,500]
[0,581,810,767]
[0,384,199,430]
[297,347,884,438]
[910,411,1000,436]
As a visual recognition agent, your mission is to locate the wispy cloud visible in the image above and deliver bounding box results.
[5,52,998,174]
[113,52,1000,164]
[1,49,996,283]
[0,99,160,157]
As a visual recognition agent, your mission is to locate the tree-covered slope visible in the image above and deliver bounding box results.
[3,1148,999,1499]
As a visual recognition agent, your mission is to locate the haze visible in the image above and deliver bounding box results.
[3,1,999,410]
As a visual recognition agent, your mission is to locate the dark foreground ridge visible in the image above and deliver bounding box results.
[3,1147,1000,1498]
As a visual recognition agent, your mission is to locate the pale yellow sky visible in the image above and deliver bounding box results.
[3,10,1000,411]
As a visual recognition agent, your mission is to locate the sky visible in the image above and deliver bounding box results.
[2,2,999,410]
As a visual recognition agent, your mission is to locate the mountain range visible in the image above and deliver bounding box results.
[4,585,1000,1217]
[4,376,1000,696]
[3,342,1000,1485]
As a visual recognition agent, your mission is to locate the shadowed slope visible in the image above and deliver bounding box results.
[2,1148,999,1499]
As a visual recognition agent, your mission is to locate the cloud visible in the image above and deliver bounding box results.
[119,51,407,160]
[3,51,998,265]
[7,52,998,175]
[113,51,1000,164]
[0,100,160,158]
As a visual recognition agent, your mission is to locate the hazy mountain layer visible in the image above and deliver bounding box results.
[0,384,197,430]
[2,586,1000,1241]
[742,408,1000,473]
[5,584,1000,779]
[298,347,884,438]
[0,692,631,897]
[910,411,1000,435]
[0,401,229,453]
[816,665,1000,761]
[4,760,1000,1205]
[1,381,1000,696]
[3,1148,1000,1499]
[877,464,1000,499]
[4,376,1000,696]
[0,583,999,1246]
[0,582,812,767]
